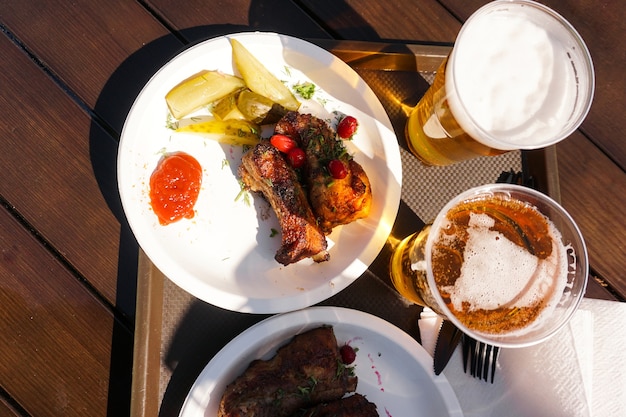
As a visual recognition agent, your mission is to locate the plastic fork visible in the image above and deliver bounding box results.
[462,334,500,383]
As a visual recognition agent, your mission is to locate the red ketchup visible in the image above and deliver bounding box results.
[149,152,202,225]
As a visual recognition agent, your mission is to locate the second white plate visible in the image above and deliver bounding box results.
[179,307,464,417]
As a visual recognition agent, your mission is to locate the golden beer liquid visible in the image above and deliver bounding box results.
[389,232,427,305]
[405,59,506,166]
[389,226,445,315]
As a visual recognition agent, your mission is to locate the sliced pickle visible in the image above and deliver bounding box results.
[211,90,247,121]
[237,89,288,124]
[175,119,261,146]
[230,38,300,111]
[165,70,246,119]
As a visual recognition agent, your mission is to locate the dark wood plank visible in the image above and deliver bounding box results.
[0,396,23,417]
[0,208,115,417]
[0,0,174,114]
[556,133,626,298]
[146,0,331,42]
[1,0,186,139]
[299,0,460,42]
[0,35,122,305]
[585,275,621,301]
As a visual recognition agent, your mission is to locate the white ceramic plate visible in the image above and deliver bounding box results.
[118,32,402,313]
[179,307,463,417]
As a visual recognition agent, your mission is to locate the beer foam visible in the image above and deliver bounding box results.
[441,212,568,313]
[447,7,578,149]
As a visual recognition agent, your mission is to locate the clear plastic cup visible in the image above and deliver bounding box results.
[390,184,588,348]
[405,0,595,166]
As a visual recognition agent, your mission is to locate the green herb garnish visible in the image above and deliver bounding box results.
[235,180,251,206]
[293,82,316,100]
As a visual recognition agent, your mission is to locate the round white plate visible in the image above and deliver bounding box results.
[118,32,402,313]
[179,307,463,417]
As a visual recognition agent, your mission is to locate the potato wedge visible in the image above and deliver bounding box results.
[230,38,300,111]
[175,119,261,146]
[165,70,246,119]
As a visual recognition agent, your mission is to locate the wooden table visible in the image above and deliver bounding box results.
[1,1,624,416]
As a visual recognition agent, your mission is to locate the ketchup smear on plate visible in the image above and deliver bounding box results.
[149,151,202,225]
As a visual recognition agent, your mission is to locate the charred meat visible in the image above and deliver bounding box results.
[291,393,379,417]
[218,326,358,417]
[274,112,372,234]
[239,141,329,265]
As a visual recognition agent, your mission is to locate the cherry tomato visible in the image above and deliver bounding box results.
[337,115,358,139]
[270,134,297,153]
[287,147,306,168]
[328,159,348,179]
[340,345,356,364]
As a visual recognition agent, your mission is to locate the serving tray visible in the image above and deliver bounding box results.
[129,40,558,417]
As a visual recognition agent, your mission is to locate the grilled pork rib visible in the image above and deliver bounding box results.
[239,141,329,265]
[218,326,358,417]
[274,112,372,234]
[291,393,379,417]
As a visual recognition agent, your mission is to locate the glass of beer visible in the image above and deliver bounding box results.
[406,0,595,166]
[390,184,588,348]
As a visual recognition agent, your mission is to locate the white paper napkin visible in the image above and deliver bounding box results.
[418,299,626,416]
[418,307,443,357]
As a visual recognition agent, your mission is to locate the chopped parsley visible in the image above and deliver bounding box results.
[235,180,252,206]
[293,82,316,100]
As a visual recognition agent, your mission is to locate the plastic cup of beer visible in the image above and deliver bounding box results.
[389,184,588,348]
[405,0,595,166]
